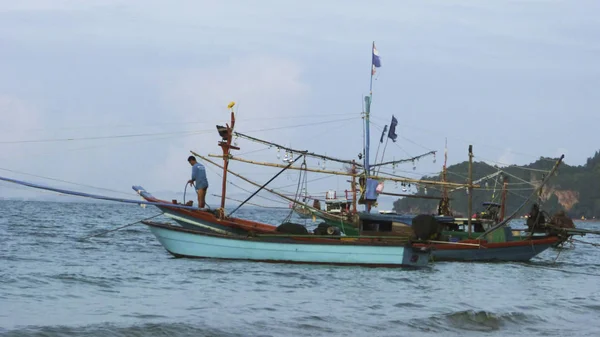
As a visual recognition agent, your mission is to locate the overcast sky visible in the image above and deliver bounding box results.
[0,0,598,210]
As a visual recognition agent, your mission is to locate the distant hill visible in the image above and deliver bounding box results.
[393,151,600,219]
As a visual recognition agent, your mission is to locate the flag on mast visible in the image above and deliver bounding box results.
[379,125,388,143]
[372,43,382,75]
[388,115,398,142]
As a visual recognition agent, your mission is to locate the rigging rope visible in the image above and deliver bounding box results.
[200,157,288,205]
[477,155,564,238]
[371,116,559,163]
[476,156,554,173]
[211,194,290,209]
[282,158,308,224]
[234,130,361,167]
[0,112,357,134]
[227,154,304,217]
[0,167,133,197]
[0,130,209,144]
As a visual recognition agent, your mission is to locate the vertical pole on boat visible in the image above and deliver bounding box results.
[499,175,508,222]
[467,145,473,238]
[440,138,450,215]
[219,102,238,214]
[351,160,357,213]
[363,41,375,212]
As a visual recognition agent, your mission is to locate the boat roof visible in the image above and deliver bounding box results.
[358,212,456,225]
[325,199,351,203]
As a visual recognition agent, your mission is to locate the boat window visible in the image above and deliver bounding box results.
[361,220,392,232]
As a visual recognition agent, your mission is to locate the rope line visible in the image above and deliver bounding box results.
[0,167,133,197]
[81,213,164,240]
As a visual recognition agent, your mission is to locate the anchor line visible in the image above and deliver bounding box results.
[81,213,164,240]
[571,238,600,248]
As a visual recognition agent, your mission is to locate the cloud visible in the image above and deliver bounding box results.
[159,55,309,121]
[149,55,310,196]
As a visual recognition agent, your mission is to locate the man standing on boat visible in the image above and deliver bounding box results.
[187,156,208,208]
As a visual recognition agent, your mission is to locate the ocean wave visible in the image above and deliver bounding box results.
[49,273,121,288]
[0,322,250,337]
[409,310,543,333]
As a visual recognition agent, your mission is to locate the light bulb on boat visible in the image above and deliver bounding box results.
[277,148,281,159]
[424,188,428,195]
[433,154,436,163]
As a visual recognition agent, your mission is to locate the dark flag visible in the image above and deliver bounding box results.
[388,115,398,142]
[379,125,388,143]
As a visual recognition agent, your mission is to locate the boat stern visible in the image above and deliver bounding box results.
[403,245,431,268]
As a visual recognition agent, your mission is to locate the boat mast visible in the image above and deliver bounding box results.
[352,160,357,213]
[439,138,450,215]
[499,174,508,222]
[467,145,473,238]
[363,41,376,212]
[218,102,240,216]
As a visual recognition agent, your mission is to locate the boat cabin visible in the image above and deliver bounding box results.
[324,190,352,215]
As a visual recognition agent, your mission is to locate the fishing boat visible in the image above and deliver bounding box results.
[0,43,595,266]
[128,42,564,263]
[328,209,562,262]
[141,220,430,267]
[136,98,442,268]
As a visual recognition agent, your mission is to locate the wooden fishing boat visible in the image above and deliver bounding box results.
[135,100,441,268]
[416,235,560,262]
[141,220,430,268]
[352,211,562,261]
[131,112,564,264]
[133,44,564,264]
[0,43,584,265]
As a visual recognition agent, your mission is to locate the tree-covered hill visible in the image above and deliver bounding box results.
[393,151,600,219]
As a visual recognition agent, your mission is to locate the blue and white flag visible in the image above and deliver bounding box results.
[372,43,382,75]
